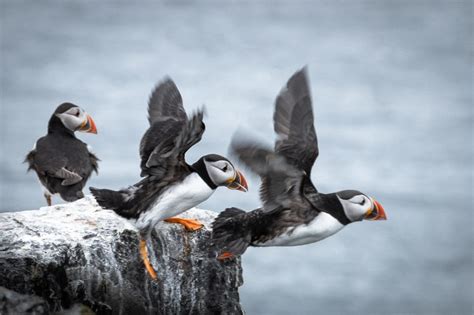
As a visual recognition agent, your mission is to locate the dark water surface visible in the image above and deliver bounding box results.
[1,1,472,314]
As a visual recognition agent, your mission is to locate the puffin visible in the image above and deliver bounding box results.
[212,68,386,259]
[25,103,98,206]
[90,78,248,279]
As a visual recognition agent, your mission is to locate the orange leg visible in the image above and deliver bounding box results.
[139,239,157,280]
[164,217,204,231]
[217,252,234,260]
[44,194,52,206]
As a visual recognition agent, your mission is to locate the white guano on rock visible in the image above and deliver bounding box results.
[0,196,243,314]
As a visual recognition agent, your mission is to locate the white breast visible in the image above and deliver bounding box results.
[255,212,344,247]
[135,173,214,230]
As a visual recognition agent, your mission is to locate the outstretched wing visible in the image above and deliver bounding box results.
[144,109,205,179]
[274,67,318,175]
[147,78,187,125]
[230,138,305,212]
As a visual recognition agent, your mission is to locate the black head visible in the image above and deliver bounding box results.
[54,102,78,114]
[48,103,97,135]
[328,190,387,224]
[201,154,231,163]
[192,154,248,192]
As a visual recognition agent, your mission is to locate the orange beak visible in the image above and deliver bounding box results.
[365,198,387,221]
[79,114,97,134]
[226,170,248,192]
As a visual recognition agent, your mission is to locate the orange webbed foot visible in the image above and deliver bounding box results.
[217,252,234,260]
[164,217,204,231]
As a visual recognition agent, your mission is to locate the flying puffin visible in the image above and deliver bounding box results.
[25,103,98,206]
[212,68,386,259]
[90,78,248,279]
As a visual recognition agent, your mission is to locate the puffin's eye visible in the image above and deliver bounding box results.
[359,198,366,206]
[75,110,80,117]
[222,165,228,172]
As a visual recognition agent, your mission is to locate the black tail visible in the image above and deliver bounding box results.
[90,187,128,215]
[211,207,252,259]
[24,151,35,172]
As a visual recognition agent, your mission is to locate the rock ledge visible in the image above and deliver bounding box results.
[0,197,242,314]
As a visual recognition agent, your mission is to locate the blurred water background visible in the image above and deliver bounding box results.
[1,1,472,314]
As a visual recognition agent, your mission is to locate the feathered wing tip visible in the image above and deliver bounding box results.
[274,66,310,136]
[211,207,252,259]
[228,133,273,176]
[147,77,187,125]
[229,133,299,178]
[181,107,206,144]
[273,67,318,174]
[90,187,126,212]
[229,132,305,211]
[194,105,207,117]
[168,107,206,158]
[144,107,206,173]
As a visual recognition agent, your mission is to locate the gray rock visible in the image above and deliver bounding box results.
[0,286,49,315]
[0,197,243,315]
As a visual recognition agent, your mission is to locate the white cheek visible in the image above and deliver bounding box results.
[205,165,222,185]
[213,170,227,184]
[350,204,366,221]
[223,168,236,183]
[58,114,82,131]
[338,197,364,221]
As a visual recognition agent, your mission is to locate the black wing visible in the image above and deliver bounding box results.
[140,77,197,176]
[139,119,183,176]
[274,67,318,175]
[230,138,305,212]
[147,78,187,125]
[144,109,205,179]
[26,140,83,186]
[26,136,99,202]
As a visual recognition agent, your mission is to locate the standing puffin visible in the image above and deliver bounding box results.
[90,78,248,279]
[25,103,98,206]
[212,68,386,259]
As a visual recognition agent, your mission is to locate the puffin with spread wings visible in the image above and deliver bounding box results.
[90,78,248,279]
[212,68,386,259]
[25,103,98,206]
